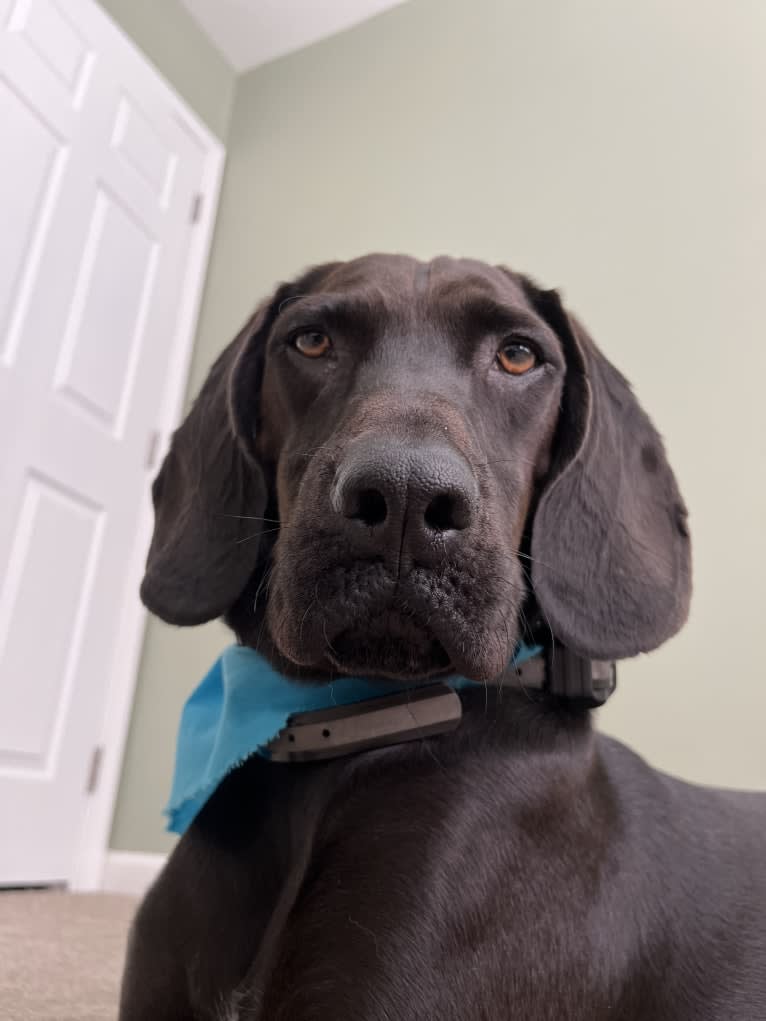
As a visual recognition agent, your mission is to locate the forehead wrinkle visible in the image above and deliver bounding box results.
[419,264,535,332]
[429,272,500,301]
[275,290,390,337]
[447,294,547,335]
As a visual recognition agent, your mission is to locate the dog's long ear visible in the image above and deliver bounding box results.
[139,303,273,625]
[523,282,692,660]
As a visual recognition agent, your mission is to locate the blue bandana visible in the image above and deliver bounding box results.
[165,643,541,835]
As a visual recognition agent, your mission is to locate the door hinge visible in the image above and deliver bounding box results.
[145,428,161,469]
[86,745,104,795]
[190,192,203,223]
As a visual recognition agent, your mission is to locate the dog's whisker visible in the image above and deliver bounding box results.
[252,568,279,650]
[298,594,317,650]
[252,563,276,612]
[223,514,283,524]
[472,456,538,469]
[297,443,333,459]
[516,560,556,657]
[516,553,565,582]
[321,615,338,658]
[235,527,282,543]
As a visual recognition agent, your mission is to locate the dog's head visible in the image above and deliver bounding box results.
[141,255,691,682]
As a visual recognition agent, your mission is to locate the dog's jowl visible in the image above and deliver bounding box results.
[120,255,765,1021]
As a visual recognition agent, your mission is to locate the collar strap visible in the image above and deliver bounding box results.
[266,682,462,762]
[266,648,616,763]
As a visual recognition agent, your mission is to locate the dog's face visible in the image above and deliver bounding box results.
[255,256,564,680]
[141,255,692,682]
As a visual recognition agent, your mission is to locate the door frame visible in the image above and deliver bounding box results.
[64,4,226,891]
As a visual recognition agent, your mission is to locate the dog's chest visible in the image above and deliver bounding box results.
[249,763,627,1021]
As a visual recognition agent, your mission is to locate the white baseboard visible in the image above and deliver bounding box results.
[101,851,167,897]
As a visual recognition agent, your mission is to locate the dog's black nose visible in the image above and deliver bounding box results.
[333,439,478,561]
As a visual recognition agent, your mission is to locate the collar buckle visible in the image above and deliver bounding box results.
[546,646,616,707]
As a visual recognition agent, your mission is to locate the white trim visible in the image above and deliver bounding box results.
[68,0,226,892]
[101,851,168,897]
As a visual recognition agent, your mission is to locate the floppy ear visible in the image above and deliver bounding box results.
[140,299,276,626]
[524,284,692,660]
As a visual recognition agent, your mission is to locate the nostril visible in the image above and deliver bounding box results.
[424,491,471,533]
[347,487,388,527]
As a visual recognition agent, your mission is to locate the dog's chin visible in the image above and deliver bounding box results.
[329,628,452,681]
[266,576,520,683]
[271,605,514,683]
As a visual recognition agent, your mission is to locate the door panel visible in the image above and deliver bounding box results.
[0,475,102,769]
[0,76,66,361]
[54,187,159,431]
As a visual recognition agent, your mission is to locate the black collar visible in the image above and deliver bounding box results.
[266,647,616,763]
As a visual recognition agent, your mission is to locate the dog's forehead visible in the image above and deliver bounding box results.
[312,254,529,312]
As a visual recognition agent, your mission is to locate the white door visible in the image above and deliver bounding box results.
[0,0,222,884]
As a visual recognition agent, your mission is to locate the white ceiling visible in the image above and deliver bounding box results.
[181,0,409,72]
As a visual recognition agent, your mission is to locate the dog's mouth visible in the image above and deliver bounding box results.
[329,611,452,680]
[266,545,523,683]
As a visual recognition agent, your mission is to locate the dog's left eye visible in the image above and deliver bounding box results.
[497,341,538,376]
[293,332,332,358]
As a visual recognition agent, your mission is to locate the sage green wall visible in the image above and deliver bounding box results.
[110,0,766,853]
[98,0,235,138]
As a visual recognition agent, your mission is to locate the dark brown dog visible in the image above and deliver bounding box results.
[120,255,765,1020]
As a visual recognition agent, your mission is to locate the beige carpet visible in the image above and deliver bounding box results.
[0,890,137,1021]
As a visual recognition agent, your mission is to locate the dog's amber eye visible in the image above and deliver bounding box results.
[294,332,332,358]
[497,342,537,376]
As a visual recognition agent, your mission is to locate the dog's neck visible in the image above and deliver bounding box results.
[165,641,613,835]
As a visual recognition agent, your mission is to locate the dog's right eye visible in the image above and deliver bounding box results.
[293,332,332,358]
[497,341,538,376]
